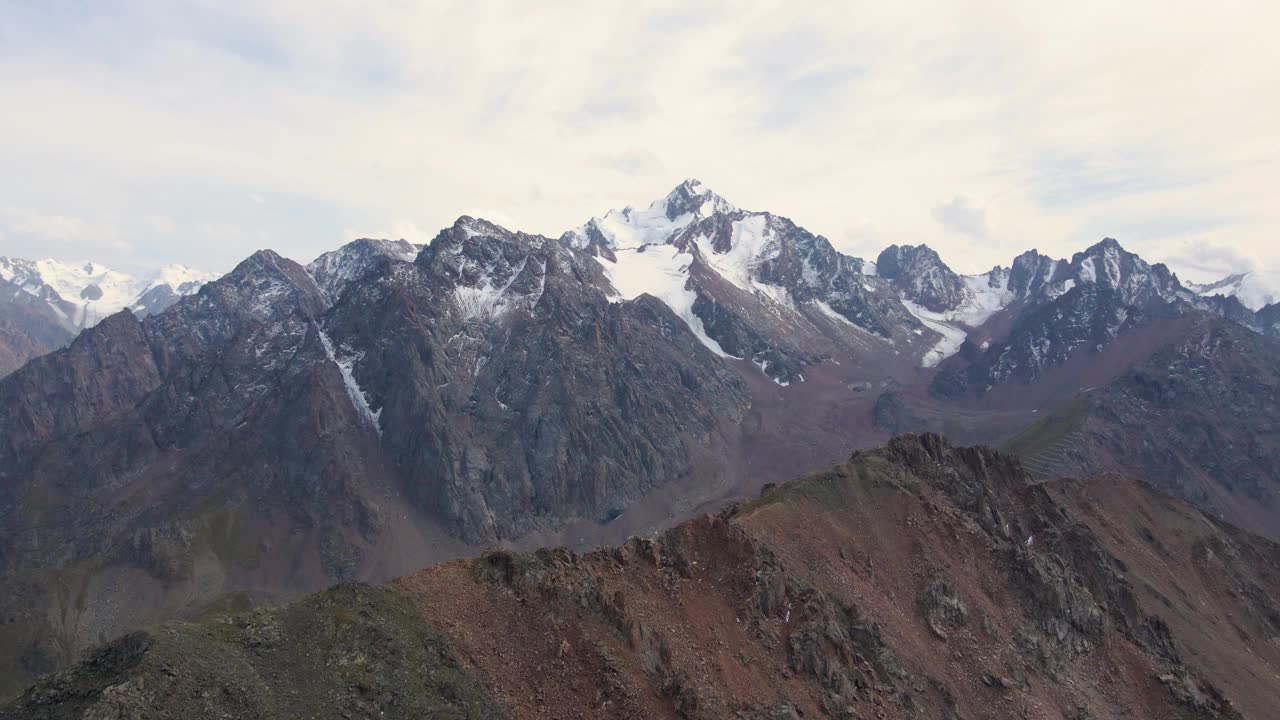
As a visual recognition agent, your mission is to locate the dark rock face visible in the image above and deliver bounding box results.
[1257,302,1280,338]
[1007,249,1070,300]
[1060,318,1280,538]
[322,218,749,542]
[306,237,420,301]
[0,224,752,694]
[971,283,1148,387]
[941,238,1202,394]
[871,389,923,434]
[875,244,968,312]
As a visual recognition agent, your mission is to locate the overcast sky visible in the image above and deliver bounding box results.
[1,1,1276,281]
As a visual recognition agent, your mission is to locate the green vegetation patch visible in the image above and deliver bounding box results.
[1000,394,1090,468]
[1,583,503,720]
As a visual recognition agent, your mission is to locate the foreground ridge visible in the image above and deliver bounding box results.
[7,435,1275,719]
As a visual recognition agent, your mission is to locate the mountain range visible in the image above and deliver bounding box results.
[0,258,217,377]
[1,180,1279,704]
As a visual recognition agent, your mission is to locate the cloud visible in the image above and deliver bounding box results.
[343,220,434,247]
[931,197,989,241]
[0,1,1276,279]
[591,151,666,176]
[1167,239,1263,282]
[0,207,134,255]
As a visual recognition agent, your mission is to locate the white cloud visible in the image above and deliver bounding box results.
[0,1,1276,278]
[0,207,134,256]
[932,197,989,241]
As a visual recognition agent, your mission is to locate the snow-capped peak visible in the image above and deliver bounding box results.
[0,255,216,329]
[146,264,220,293]
[1187,270,1280,311]
[657,178,736,222]
[1067,238,1179,306]
[563,179,737,251]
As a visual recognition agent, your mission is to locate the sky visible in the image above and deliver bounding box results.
[0,1,1276,282]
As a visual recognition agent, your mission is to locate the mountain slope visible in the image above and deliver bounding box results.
[0,221,752,695]
[1002,314,1280,540]
[7,436,1275,719]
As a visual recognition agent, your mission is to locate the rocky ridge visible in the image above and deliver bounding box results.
[6,435,1276,719]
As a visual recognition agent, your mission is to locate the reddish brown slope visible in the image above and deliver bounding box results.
[394,435,1259,720]
[1047,475,1280,718]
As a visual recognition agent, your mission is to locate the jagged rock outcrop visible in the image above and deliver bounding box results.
[876,244,969,313]
[306,237,420,301]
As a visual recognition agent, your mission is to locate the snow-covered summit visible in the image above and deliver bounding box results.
[1065,238,1180,306]
[0,255,216,329]
[562,179,737,251]
[1187,270,1280,311]
[146,264,219,294]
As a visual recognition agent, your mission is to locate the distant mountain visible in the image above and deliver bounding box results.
[1,180,1278,700]
[0,276,74,378]
[1186,269,1280,311]
[0,257,216,376]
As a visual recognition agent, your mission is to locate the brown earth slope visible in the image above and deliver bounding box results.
[5,435,1278,719]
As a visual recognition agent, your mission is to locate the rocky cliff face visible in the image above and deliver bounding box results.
[319,216,750,542]
[7,436,1275,719]
[930,238,1218,395]
[306,238,420,301]
[875,244,970,312]
[0,222,752,695]
[1256,302,1280,337]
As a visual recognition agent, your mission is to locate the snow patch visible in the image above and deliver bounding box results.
[693,216,779,293]
[565,181,736,250]
[599,245,731,357]
[1078,256,1097,284]
[317,328,382,436]
[454,258,527,321]
[951,273,1014,327]
[1190,270,1280,311]
[691,215,796,313]
[902,298,969,368]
